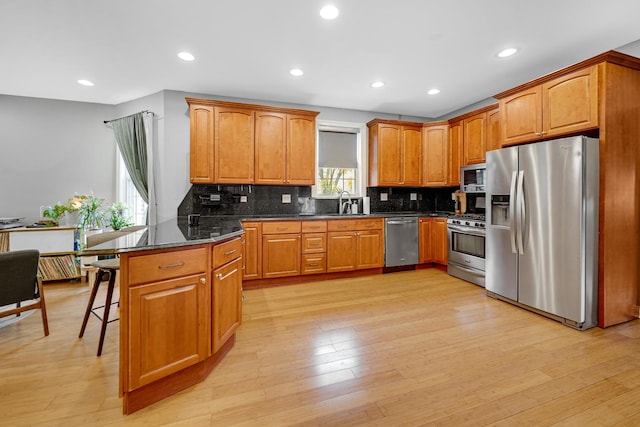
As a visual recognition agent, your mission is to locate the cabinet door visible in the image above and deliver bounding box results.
[419,218,432,263]
[254,111,286,185]
[543,65,598,138]
[128,273,209,390]
[356,230,384,269]
[423,124,448,186]
[401,126,422,186]
[287,114,316,185]
[326,232,357,272]
[214,106,254,183]
[262,234,301,278]
[212,257,242,353]
[500,86,542,146]
[377,123,402,186]
[431,219,448,265]
[486,108,501,152]
[241,222,262,280]
[189,104,214,183]
[463,112,487,165]
[448,121,463,186]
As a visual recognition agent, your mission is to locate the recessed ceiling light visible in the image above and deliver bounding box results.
[77,79,94,86]
[497,48,518,58]
[427,88,440,95]
[371,81,385,88]
[290,68,304,77]
[320,5,339,20]
[178,51,195,61]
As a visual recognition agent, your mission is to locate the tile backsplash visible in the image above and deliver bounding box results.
[178,184,462,217]
[178,184,468,216]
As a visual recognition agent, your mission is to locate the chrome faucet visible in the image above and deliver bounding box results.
[338,190,352,214]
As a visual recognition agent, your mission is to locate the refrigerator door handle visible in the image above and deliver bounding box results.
[509,170,518,254]
[516,170,525,255]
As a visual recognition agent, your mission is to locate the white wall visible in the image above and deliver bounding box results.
[0,95,115,223]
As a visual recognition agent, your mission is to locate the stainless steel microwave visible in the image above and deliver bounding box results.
[461,163,486,193]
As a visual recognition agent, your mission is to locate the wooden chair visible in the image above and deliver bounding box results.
[0,249,49,336]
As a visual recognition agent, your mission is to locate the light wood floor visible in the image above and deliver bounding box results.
[2,269,640,426]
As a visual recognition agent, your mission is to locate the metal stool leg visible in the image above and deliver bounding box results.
[97,270,116,357]
[79,269,107,338]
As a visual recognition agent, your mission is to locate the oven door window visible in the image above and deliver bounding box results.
[451,231,485,259]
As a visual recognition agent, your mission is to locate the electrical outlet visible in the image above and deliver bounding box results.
[240,195,248,203]
[380,193,388,201]
[410,193,417,201]
[282,194,291,203]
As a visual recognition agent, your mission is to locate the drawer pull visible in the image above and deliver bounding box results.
[199,277,206,284]
[277,227,288,231]
[216,268,238,281]
[307,263,320,267]
[337,225,347,229]
[158,262,185,269]
[224,249,237,255]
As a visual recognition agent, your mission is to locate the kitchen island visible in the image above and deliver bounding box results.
[82,217,244,414]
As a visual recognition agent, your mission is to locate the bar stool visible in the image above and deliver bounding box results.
[79,258,120,356]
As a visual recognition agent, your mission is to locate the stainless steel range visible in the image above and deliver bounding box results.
[447,214,485,287]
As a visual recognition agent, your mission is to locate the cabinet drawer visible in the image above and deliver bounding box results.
[301,233,326,254]
[301,220,327,233]
[212,237,242,269]
[128,247,208,286]
[355,218,383,230]
[301,254,326,275]
[262,221,301,234]
[327,219,357,231]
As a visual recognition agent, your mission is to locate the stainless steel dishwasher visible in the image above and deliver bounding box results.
[384,217,419,267]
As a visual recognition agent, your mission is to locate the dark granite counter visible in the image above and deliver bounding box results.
[80,217,244,256]
[79,211,454,256]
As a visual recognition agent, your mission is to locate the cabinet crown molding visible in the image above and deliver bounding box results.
[185,97,319,117]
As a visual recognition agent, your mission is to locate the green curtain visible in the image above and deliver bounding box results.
[110,113,149,203]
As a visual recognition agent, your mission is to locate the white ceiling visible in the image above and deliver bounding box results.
[2,0,640,118]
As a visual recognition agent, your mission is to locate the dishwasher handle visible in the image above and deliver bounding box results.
[386,219,418,225]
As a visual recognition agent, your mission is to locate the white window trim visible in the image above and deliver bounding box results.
[313,120,368,198]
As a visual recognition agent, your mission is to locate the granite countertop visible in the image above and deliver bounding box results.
[79,211,454,255]
[79,217,244,255]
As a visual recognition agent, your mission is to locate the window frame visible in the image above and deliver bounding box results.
[313,120,368,199]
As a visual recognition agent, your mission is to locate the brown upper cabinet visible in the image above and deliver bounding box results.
[214,106,255,183]
[447,103,498,168]
[447,120,463,186]
[486,107,501,152]
[422,122,449,186]
[462,112,487,165]
[498,65,598,146]
[187,98,319,185]
[368,119,422,186]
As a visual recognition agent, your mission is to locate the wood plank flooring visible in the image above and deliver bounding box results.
[2,269,640,426]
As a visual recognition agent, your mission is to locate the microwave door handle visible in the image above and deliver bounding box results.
[509,170,518,254]
[516,170,525,255]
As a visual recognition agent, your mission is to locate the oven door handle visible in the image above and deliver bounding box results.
[447,224,485,237]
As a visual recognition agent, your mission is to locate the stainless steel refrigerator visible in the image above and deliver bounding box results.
[486,136,599,330]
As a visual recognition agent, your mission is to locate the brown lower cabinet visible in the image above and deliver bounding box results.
[419,217,448,265]
[326,218,384,272]
[120,239,243,414]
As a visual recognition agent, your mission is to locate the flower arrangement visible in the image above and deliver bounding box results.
[43,194,133,231]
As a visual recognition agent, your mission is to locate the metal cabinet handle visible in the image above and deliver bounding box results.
[199,277,206,284]
[158,262,185,269]
[224,249,237,255]
[216,268,238,281]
